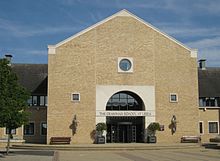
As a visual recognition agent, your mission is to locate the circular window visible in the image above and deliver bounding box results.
[119,59,132,71]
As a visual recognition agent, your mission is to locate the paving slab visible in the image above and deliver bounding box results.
[11,143,201,151]
[57,148,220,161]
[0,149,53,161]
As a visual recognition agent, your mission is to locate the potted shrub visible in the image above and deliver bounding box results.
[95,122,107,144]
[147,122,160,143]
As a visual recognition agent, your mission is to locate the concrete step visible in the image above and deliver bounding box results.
[11,143,201,151]
[202,142,220,149]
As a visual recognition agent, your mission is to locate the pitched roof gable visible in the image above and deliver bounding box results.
[198,67,220,97]
[48,9,197,57]
[12,64,48,94]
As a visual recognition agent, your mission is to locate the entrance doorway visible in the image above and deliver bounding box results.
[105,91,145,143]
[106,116,145,143]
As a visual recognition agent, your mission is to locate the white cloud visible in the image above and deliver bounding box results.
[0,17,80,37]
[185,36,220,67]
[187,37,220,49]
[153,21,220,38]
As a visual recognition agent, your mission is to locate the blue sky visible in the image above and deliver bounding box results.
[0,0,220,66]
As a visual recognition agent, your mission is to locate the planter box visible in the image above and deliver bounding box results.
[147,136,156,143]
[96,136,105,144]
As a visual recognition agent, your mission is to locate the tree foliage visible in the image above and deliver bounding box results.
[96,122,107,132]
[147,122,160,136]
[0,58,30,131]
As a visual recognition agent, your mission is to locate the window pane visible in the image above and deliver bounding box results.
[24,123,34,135]
[72,94,80,101]
[41,123,47,135]
[27,96,32,106]
[199,122,203,134]
[106,92,142,111]
[210,98,215,106]
[214,98,218,107]
[170,94,177,101]
[33,96,37,106]
[217,98,220,107]
[40,96,45,106]
[45,96,48,106]
[6,128,16,134]
[199,98,205,107]
[209,122,218,133]
[119,93,127,99]
[112,94,119,99]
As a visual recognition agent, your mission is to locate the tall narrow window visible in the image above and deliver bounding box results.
[209,122,219,133]
[40,96,45,106]
[32,96,37,106]
[27,96,32,106]
[199,98,205,107]
[41,122,47,135]
[199,122,203,134]
[24,122,35,135]
[45,96,48,106]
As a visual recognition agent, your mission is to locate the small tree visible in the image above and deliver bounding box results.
[147,122,160,136]
[0,58,30,155]
[96,122,107,136]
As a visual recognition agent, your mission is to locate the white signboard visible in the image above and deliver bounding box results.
[96,111,155,117]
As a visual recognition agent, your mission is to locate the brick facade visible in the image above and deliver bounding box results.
[48,11,199,144]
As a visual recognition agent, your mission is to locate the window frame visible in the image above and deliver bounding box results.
[199,97,220,107]
[32,96,38,106]
[40,96,45,106]
[28,95,48,107]
[208,121,219,134]
[71,93,80,102]
[118,57,133,73]
[5,128,16,135]
[40,122,47,136]
[199,121,204,135]
[23,122,35,136]
[170,93,178,103]
[45,96,48,106]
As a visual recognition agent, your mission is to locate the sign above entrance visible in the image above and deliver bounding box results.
[96,111,155,117]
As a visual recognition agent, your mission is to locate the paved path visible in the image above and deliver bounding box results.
[58,148,220,161]
[0,149,53,161]
[1,147,219,161]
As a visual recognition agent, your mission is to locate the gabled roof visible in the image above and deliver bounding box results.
[48,9,197,57]
[12,64,48,95]
[198,67,220,97]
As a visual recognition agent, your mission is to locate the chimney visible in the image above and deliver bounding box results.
[199,59,206,70]
[5,54,12,66]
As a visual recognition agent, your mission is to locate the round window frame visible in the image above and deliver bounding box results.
[119,59,132,71]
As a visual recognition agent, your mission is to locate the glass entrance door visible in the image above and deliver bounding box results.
[118,124,131,143]
[107,124,136,143]
[106,116,145,143]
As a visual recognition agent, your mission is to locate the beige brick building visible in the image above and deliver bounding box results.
[47,9,199,144]
[0,10,219,145]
